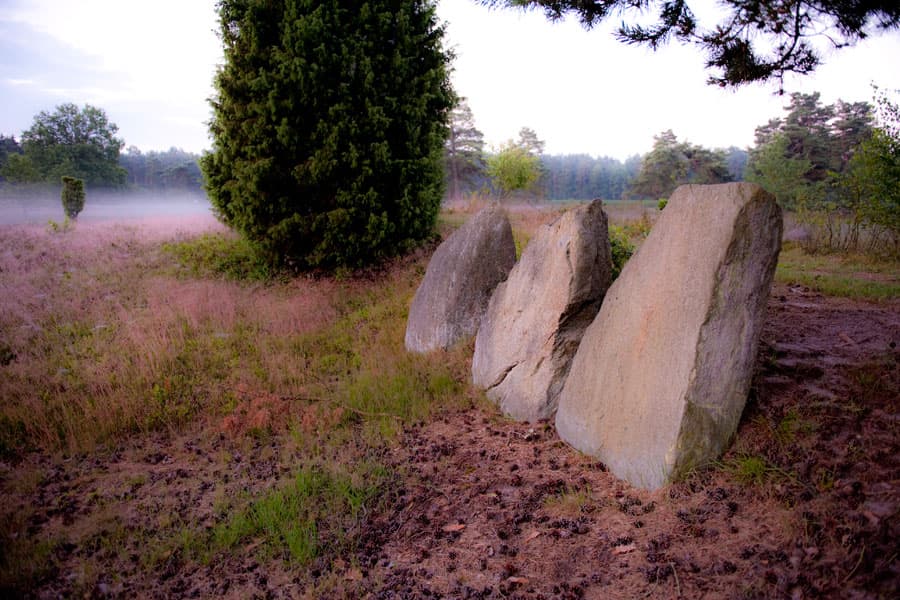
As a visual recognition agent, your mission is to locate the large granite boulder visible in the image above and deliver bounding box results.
[405,205,516,353]
[556,183,783,490]
[472,200,613,422]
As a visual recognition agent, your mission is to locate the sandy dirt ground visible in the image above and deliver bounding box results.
[1,283,897,599]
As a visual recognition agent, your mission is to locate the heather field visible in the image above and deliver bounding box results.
[0,205,898,598]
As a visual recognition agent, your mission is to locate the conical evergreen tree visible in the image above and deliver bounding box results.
[202,1,454,269]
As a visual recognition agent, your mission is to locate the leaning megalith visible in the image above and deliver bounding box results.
[555,183,782,490]
[405,204,516,353]
[472,200,613,422]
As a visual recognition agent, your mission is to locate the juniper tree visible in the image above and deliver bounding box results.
[202,0,454,269]
[61,176,86,220]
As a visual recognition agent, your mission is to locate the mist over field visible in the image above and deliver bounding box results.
[0,190,212,225]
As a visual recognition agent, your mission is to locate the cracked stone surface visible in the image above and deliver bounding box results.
[472,200,612,422]
[556,183,783,490]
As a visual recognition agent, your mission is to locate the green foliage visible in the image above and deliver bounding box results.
[627,130,731,199]
[0,135,21,181]
[752,92,872,185]
[202,0,454,270]
[0,152,39,183]
[3,104,125,186]
[543,484,593,514]
[120,147,203,190]
[837,128,899,255]
[657,198,667,210]
[751,90,895,256]
[486,141,542,197]
[60,176,85,220]
[0,415,27,459]
[481,1,900,86]
[209,463,389,564]
[608,225,634,280]
[163,233,274,281]
[0,525,58,592]
[745,133,821,210]
[45,217,73,234]
[727,455,772,486]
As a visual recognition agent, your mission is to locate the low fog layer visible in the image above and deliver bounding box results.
[0,190,213,226]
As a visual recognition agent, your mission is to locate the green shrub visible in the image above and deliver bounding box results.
[657,198,667,210]
[201,0,454,270]
[609,225,634,280]
[163,233,274,281]
[60,176,85,220]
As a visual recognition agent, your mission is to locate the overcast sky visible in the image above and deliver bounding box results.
[1,0,898,160]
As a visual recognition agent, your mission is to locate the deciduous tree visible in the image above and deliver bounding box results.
[837,88,900,252]
[487,142,542,197]
[11,104,125,186]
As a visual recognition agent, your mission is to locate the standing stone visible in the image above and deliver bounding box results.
[405,204,516,353]
[473,200,613,422]
[556,183,782,490]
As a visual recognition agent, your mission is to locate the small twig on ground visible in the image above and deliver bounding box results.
[670,561,682,598]
[842,545,866,583]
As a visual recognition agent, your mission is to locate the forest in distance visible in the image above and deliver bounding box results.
[0,90,895,258]
[0,126,659,202]
[0,92,873,206]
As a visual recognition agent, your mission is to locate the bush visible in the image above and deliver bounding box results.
[60,176,85,220]
[835,129,899,256]
[163,233,274,281]
[609,225,634,280]
[202,1,454,270]
[486,143,541,197]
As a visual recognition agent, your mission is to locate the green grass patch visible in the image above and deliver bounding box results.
[774,409,817,445]
[201,462,390,565]
[776,244,900,301]
[720,454,796,487]
[543,484,593,515]
[289,272,470,445]
[163,232,275,281]
[0,509,58,593]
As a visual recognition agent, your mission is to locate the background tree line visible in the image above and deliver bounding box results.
[745,89,898,254]
[119,147,204,191]
[444,98,745,202]
[0,104,203,193]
